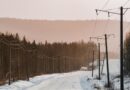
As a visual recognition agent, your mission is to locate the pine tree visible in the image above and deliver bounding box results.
[124,32,130,75]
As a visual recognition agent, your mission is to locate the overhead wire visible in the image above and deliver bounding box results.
[101,0,110,9]
[93,0,121,70]
[123,0,130,34]
[97,0,114,75]
[94,0,110,36]
[91,0,111,68]
[94,0,130,75]
[122,1,130,37]
[104,0,130,13]
[123,14,130,38]
[106,10,118,58]
[123,0,130,7]
[96,0,110,15]
[109,0,130,54]
[91,0,110,41]
[106,7,120,11]
[92,15,98,37]
[103,17,110,35]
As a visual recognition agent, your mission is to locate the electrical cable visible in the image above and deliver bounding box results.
[123,0,130,7]
[101,0,110,10]
[103,17,110,34]
[92,15,98,37]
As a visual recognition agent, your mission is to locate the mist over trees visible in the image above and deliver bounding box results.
[0,32,97,84]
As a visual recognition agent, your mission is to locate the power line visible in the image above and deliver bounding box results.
[123,8,130,32]
[101,0,110,9]
[123,0,130,7]
[92,15,98,36]
[97,0,110,15]
[95,6,130,90]
[92,0,110,37]
[106,7,120,11]
[90,31,115,87]
[103,17,110,34]
[90,36,102,80]
[104,34,110,87]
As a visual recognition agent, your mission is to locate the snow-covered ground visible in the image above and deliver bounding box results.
[0,59,129,90]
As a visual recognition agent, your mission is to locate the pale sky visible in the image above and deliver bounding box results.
[0,0,130,20]
[0,0,130,54]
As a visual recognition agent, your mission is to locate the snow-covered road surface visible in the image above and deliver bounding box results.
[0,71,94,90]
[0,59,127,90]
[26,72,90,90]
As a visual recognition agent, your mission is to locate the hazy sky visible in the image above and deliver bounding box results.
[0,0,130,20]
[0,0,130,53]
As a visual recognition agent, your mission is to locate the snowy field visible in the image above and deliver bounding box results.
[0,59,129,90]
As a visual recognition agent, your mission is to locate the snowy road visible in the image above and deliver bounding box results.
[25,71,92,90]
[0,59,123,90]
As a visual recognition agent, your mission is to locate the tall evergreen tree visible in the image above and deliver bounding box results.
[124,32,130,75]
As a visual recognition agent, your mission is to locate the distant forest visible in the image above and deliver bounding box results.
[0,32,97,84]
[124,32,130,75]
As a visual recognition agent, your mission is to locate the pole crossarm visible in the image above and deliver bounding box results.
[90,34,114,42]
[95,9,120,15]
[96,7,130,16]
[90,36,105,41]
[123,7,130,9]
[95,6,125,90]
[123,7,130,14]
[105,34,115,38]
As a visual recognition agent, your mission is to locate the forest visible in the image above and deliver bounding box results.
[0,32,97,85]
[124,32,130,75]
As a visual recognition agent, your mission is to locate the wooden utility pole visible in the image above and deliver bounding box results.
[90,37,102,79]
[120,6,124,90]
[101,53,105,75]
[9,45,12,85]
[105,34,110,87]
[98,43,101,80]
[92,50,95,77]
[95,7,127,90]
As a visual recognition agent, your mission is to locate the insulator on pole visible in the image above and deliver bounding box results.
[96,9,98,15]
[108,12,110,17]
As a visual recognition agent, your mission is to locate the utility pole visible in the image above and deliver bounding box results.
[90,34,113,86]
[95,6,127,89]
[98,43,101,80]
[120,7,124,90]
[92,49,95,77]
[105,34,110,87]
[9,44,12,85]
[90,37,102,79]
[101,53,105,75]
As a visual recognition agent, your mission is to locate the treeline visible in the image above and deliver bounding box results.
[124,32,130,75]
[0,32,97,84]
